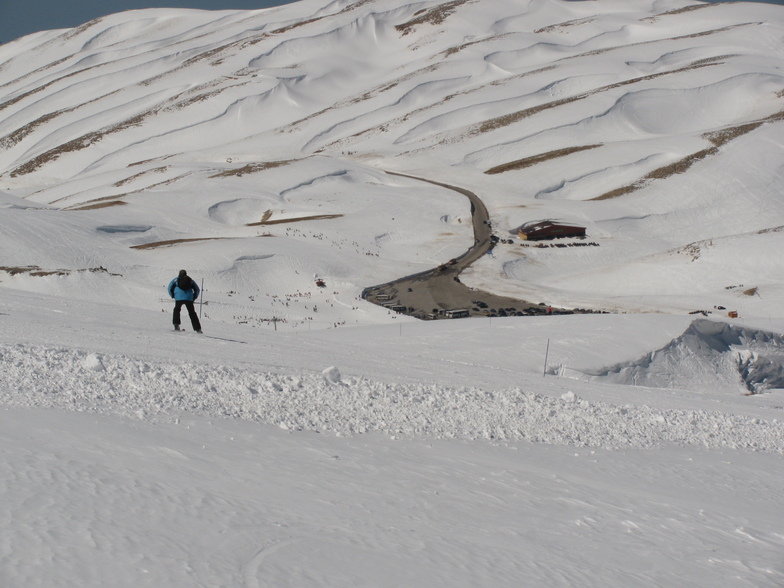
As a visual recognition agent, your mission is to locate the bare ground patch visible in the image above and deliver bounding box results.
[131,234,272,250]
[535,17,596,34]
[65,200,127,211]
[139,35,270,86]
[9,81,245,177]
[0,55,70,90]
[469,61,721,136]
[0,58,110,114]
[318,65,560,154]
[293,52,548,143]
[131,238,227,250]
[442,33,512,57]
[281,64,442,132]
[590,184,641,202]
[246,214,343,226]
[209,160,296,178]
[485,145,602,175]
[704,121,766,147]
[10,110,155,177]
[1,109,70,150]
[61,171,195,207]
[395,0,474,36]
[0,89,122,151]
[553,23,751,64]
[591,110,784,201]
[266,0,374,36]
[40,165,192,210]
[641,3,719,22]
[591,148,718,201]
[0,265,121,277]
[133,0,374,86]
[114,166,170,187]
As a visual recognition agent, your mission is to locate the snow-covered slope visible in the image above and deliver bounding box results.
[1,1,784,586]
[1,287,783,587]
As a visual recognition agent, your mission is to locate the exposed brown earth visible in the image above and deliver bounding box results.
[247,214,343,226]
[640,3,716,21]
[65,200,126,211]
[535,17,596,34]
[0,265,120,277]
[131,238,227,250]
[395,0,473,36]
[591,111,784,201]
[131,234,272,250]
[469,61,722,137]
[8,82,247,177]
[485,145,602,175]
[209,160,295,178]
[114,167,170,187]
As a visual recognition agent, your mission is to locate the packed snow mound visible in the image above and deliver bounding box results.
[207,198,276,225]
[586,320,784,394]
[2,341,783,452]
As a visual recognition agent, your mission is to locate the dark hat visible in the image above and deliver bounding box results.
[178,269,187,276]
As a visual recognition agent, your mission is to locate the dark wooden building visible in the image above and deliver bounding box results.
[517,220,586,241]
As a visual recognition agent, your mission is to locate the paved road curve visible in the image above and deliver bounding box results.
[363,172,546,320]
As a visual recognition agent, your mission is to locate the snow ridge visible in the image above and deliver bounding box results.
[2,342,782,452]
[591,320,784,394]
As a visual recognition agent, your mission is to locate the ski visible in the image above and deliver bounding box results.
[169,329,246,344]
[203,334,247,344]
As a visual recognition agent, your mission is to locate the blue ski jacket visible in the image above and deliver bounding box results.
[168,276,200,301]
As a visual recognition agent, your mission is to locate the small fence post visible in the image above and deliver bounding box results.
[543,338,550,377]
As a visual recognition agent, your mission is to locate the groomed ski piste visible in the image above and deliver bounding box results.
[2,289,784,587]
[1,0,784,585]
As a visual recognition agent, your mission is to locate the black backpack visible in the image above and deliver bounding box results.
[177,275,192,291]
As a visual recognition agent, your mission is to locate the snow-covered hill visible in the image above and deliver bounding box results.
[2,0,784,321]
[1,1,784,586]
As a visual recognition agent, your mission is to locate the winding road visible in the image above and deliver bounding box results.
[363,173,546,319]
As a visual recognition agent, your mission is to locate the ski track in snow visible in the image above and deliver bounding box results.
[1,342,782,453]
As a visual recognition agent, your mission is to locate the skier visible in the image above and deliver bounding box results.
[167,269,202,333]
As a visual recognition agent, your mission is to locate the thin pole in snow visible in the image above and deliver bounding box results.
[543,338,550,377]
[199,278,204,318]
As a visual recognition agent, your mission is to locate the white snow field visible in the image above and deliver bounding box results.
[1,0,784,586]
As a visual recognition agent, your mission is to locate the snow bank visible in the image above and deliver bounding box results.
[2,341,782,452]
[588,319,784,394]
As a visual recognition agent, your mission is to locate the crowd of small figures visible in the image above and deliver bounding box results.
[519,241,600,248]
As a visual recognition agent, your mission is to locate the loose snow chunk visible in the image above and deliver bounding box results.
[322,366,342,385]
[83,353,105,372]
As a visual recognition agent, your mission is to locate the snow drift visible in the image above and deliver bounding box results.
[584,319,784,393]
